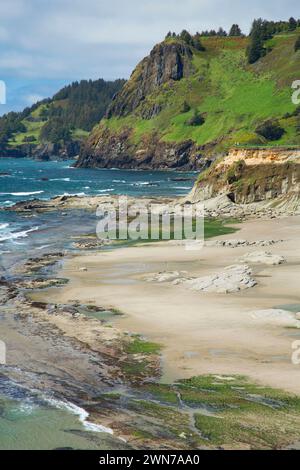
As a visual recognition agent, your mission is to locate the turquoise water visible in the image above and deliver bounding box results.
[0,379,127,450]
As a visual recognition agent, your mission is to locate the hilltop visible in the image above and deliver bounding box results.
[76,21,300,170]
[0,78,125,160]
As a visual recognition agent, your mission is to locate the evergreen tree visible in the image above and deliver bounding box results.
[180,30,193,45]
[247,19,266,64]
[229,24,242,36]
[289,17,297,31]
[192,33,206,51]
[217,27,227,37]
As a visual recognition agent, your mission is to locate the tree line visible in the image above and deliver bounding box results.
[246,17,300,63]
[165,17,300,65]
[0,78,125,147]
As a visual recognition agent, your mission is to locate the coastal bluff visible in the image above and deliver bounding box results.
[190,147,300,209]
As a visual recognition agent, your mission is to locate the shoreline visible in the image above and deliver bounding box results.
[32,215,300,394]
[2,192,300,448]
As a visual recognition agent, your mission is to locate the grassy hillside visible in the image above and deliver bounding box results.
[0,79,125,156]
[96,30,300,153]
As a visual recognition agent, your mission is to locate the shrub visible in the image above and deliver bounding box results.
[256,120,285,141]
[186,110,205,126]
[295,36,300,52]
[23,136,36,143]
[226,160,246,184]
[181,101,191,113]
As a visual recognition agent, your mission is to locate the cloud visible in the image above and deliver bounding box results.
[1,0,299,80]
[24,93,45,105]
[0,0,299,111]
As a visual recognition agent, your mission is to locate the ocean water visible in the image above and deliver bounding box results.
[0,377,127,450]
[0,157,196,258]
[0,157,196,205]
[0,157,196,449]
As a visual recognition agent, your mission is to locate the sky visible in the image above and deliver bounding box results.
[0,0,299,114]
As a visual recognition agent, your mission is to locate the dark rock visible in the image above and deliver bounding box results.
[76,128,214,171]
[2,140,81,161]
[106,41,193,118]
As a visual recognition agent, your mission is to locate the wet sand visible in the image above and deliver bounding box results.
[35,216,300,394]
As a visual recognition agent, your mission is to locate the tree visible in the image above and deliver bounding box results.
[229,24,242,36]
[295,35,300,52]
[192,34,206,51]
[217,27,227,37]
[289,17,297,31]
[247,19,266,64]
[180,30,193,45]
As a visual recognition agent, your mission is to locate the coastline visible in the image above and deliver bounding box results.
[32,215,300,394]
[2,192,300,449]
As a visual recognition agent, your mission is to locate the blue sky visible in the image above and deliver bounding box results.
[0,0,299,114]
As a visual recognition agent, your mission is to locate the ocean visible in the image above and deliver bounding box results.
[0,157,196,450]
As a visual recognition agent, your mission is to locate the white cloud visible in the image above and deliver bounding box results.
[24,93,45,105]
[0,0,299,81]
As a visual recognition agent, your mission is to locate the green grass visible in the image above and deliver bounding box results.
[102,33,300,154]
[125,336,161,355]
[105,373,300,449]
[8,101,89,147]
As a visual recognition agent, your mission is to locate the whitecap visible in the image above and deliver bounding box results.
[49,178,71,182]
[60,192,86,197]
[36,244,52,250]
[0,191,44,196]
[173,186,191,190]
[0,223,9,230]
[46,398,114,435]
[97,189,114,193]
[0,226,39,242]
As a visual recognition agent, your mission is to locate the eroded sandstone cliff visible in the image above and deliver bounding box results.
[190,147,300,204]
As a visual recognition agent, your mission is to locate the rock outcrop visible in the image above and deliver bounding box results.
[76,40,214,171]
[239,251,285,265]
[174,264,257,293]
[77,127,213,170]
[190,147,300,208]
[107,42,193,118]
[147,265,257,294]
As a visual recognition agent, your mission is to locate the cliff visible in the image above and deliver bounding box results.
[76,29,300,170]
[76,40,213,170]
[190,147,300,205]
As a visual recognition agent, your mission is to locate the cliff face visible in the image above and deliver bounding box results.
[76,40,215,171]
[106,42,193,119]
[77,127,214,171]
[191,147,300,204]
[4,141,81,161]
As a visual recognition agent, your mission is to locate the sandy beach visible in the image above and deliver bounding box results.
[34,215,300,395]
